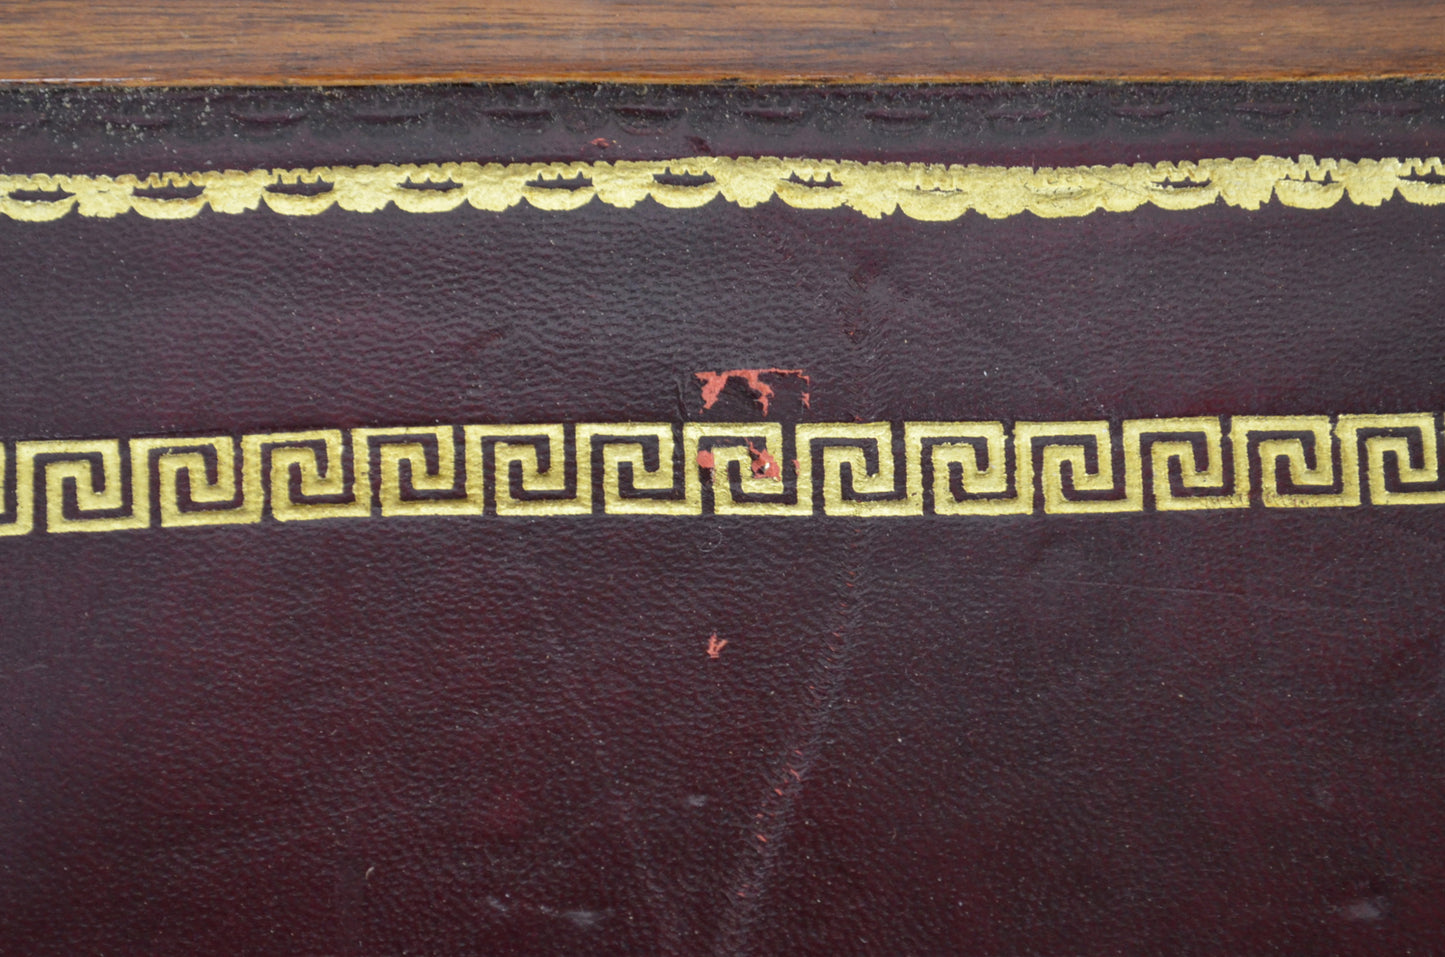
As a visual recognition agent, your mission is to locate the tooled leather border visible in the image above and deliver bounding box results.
[0,154,1442,221]
[2,82,1445,141]
[2,82,1445,175]
[7,414,1445,534]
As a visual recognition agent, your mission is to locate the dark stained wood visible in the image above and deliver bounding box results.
[1,0,1442,85]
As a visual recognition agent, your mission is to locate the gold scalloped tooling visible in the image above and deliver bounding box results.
[1,155,1443,222]
[6,414,1445,534]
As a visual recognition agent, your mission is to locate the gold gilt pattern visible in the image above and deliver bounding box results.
[6,415,1445,534]
[1,156,1444,222]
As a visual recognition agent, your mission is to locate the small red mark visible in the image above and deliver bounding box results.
[590,137,614,148]
[694,368,812,416]
[756,834,768,843]
[696,449,715,470]
[745,441,781,480]
[707,634,728,659]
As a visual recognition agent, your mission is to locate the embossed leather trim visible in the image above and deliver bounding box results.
[2,155,1443,222]
[9,414,1445,533]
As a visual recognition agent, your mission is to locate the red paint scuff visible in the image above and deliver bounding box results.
[745,441,781,480]
[695,368,812,416]
[696,449,715,470]
[706,634,728,659]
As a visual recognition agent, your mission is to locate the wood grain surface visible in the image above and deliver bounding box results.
[2,0,1443,85]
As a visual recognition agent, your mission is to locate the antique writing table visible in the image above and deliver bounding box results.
[2,6,1444,955]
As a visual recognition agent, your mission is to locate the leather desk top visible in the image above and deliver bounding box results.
[1,83,1444,955]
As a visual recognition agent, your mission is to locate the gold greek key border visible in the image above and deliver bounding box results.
[7,415,1445,534]
[2,156,1444,222]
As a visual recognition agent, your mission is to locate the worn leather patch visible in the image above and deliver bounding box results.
[2,84,1444,955]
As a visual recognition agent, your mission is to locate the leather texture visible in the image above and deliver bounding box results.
[2,84,1445,955]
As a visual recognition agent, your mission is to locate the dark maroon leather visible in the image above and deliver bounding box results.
[2,84,1445,955]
